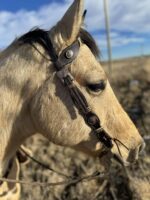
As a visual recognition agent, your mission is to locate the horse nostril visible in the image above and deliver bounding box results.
[127,141,145,163]
[139,141,146,153]
[126,140,145,164]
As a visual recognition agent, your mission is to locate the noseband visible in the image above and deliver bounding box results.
[43,37,113,149]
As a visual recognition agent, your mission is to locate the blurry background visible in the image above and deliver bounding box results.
[0,0,150,60]
[0,1,150,199]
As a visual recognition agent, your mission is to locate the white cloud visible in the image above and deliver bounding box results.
[109,0,150,33]
[0,0,149,49]
[84,0,150,33]
[94,32,145,50]
[0,1,69,47]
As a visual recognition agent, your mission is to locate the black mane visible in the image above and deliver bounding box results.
[79,29,100,58]
[18,28,100,59]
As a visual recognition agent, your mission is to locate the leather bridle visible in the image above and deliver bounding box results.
[0,30,132,188]
[40,36,113,149]
[0,31,131,188]
[26,31,129,152]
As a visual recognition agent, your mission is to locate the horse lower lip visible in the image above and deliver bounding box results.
[127,148,139,163]
[113,154,131,166]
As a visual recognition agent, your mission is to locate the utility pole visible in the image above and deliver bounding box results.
[103,0,112,74]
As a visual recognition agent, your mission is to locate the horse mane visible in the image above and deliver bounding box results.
[79,29,100,58]
[17,28,100,59]
[0,27,100,62]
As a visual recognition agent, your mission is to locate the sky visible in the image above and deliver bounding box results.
[0,0,150,60]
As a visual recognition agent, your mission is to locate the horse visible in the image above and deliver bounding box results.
[0,146,31,200]
[0,0,144,199]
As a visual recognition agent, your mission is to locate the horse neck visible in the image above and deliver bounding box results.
[0,43,49,173]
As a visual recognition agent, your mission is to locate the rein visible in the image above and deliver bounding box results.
[0,171,108,187]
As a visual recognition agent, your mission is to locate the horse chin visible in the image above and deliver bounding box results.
[112,154,131,167]
[98,149,131,169]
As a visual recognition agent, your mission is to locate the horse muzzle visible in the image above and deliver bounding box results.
[126,141,146,164]
[112,140,146,166]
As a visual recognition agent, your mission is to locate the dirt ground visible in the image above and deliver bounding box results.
[21,56,150,200]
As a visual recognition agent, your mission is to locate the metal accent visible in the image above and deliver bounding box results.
[65,50,74,59]
[55,40,80,70]
[56,68,72,83]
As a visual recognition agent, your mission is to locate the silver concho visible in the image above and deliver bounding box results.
[65,50,74,59]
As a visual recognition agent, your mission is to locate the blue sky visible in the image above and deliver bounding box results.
[0,0,54,11]
[0,0,150,60]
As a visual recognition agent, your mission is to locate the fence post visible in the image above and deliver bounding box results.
[103,0,112,74]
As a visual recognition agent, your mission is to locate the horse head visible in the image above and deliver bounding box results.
[30,0,144,165]
[0,0,144,178]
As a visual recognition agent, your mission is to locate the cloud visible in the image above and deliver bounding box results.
[94,32,144,49]
[84,0,150,33]
[0,1,70,47]
[109,0,150,33]
[0,0,149,50]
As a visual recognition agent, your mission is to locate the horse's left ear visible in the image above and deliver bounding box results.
[52,0,84,46]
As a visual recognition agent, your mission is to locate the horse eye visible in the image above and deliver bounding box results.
[87,81,106,92]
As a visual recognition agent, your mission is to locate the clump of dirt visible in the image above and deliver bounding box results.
[21,56,150,200]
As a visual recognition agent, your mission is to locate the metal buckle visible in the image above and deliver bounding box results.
[95,127,104,133]
[56,68,74,84]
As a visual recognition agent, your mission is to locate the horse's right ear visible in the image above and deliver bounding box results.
[51,0,84,48]
[82,10,87,21]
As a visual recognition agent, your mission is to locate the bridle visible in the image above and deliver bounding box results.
[21,29,129,152]
[54,40,115,149]
[0,30,130,188]
[32,34,113,149]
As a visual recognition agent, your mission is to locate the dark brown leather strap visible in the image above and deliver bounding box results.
[22,30,113,149]
[63,74,113,148]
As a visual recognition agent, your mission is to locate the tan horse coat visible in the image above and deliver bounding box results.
[0,0,144,199]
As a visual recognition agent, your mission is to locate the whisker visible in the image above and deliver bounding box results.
[112,138,130,158]
[113,138,129,151]
[113,139,123,157]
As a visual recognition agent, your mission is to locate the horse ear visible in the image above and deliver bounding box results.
[53,0,84,45]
